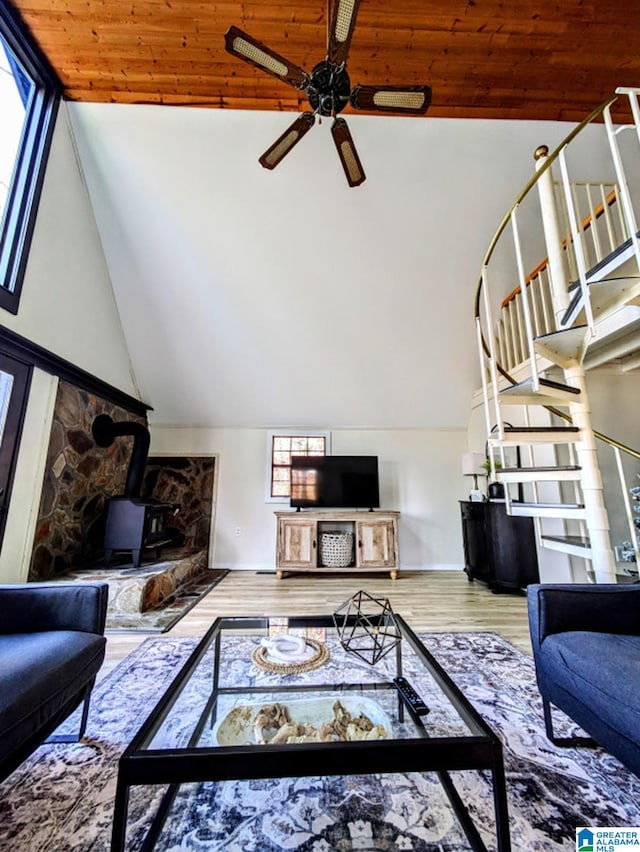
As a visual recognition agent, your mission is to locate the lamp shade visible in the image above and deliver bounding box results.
[462,452,485,476]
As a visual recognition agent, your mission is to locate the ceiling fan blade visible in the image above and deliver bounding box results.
[259,113,316,170]
[350,85,432,115]
[327,0,362,66]
[331,117,365,188]
[224,26,309,90]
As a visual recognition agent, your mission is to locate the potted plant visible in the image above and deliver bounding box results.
[483,457,504,499]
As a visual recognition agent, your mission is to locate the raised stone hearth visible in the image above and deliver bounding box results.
[65,548,208,615]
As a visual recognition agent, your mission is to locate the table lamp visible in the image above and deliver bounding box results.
[462,452,485,501]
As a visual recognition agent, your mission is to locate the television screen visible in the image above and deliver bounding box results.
[290,455,380,509]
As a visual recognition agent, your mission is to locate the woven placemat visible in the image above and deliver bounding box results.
[251,638,330,674]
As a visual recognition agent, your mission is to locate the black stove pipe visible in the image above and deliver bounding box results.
[92,414,150,498]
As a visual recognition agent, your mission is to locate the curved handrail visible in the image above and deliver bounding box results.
[473,91,640,463]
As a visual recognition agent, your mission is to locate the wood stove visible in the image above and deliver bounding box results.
[103,498,176,568]
[92,415,177,568]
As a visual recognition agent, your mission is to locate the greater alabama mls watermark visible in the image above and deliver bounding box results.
[577,828,640,851]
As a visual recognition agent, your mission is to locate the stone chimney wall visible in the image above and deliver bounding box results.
[29,380,146,580]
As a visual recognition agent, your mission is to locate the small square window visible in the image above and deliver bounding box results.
[265,431,331,502]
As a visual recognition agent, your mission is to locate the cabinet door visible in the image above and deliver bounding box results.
[277,519,317,568]
[460,502,490,582]
[356,519,396,568]
[488,503,539,590]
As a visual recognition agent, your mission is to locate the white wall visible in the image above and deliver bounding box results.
[150,425,468,571]
[1,103,139,398]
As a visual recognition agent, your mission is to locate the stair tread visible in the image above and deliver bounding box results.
[515,501,585,509]
[492,428,581,445]
[501,377,580,395]
[533,325,589,367]
[500,377,581,405]
[500,465,581,473]
[567,233,640,291]
[541,534,591,547]
[503,426,580,433]
[533,377,580,393]
[534,326,586,341]
[562,273,640,326]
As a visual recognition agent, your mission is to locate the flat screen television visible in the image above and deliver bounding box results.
[290,455,380,510]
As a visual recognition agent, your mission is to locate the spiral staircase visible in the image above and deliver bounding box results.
[475,87,640,584]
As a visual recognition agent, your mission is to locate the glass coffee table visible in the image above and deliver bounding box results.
[110,615,511,851]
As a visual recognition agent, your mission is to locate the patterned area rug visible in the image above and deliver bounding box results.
[1,632,639,851]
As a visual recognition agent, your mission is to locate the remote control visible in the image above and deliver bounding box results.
[394,677,430,716]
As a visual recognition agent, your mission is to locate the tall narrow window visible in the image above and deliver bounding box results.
[0,39,31,222]
[0,5,60,313]
[267,431,330,501]
[0,352,31,545]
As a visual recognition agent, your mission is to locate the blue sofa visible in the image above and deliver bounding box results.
[0,582,108,782]
[527,583,640,777]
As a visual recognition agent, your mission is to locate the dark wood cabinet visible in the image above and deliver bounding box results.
[459,500,539,593]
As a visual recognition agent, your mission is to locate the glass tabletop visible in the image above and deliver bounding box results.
[131,615,491,756]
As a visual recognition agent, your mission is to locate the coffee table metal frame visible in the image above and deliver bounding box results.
[110,615,511,852]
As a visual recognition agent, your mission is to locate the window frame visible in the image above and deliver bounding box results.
[0,350,31,546]
[0,3,61,315]
[265,430,331,503]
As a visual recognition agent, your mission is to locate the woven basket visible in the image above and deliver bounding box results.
[319,531,354,568]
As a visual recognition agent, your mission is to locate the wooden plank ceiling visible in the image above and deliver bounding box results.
[9,0,640,122]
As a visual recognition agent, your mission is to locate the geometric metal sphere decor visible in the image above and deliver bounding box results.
[332,590,402,666]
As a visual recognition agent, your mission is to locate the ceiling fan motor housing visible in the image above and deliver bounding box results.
[307,60,351,116]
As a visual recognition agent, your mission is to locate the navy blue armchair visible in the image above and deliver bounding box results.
[527,583,640,777]
[0,582,108,782]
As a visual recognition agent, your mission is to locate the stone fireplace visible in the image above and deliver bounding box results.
[29,379,216,588]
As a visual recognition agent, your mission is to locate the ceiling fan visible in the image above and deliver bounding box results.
[224,0,432,187]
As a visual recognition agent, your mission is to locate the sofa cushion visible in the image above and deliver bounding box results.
[542,631,640,744]
[0,631,106,754]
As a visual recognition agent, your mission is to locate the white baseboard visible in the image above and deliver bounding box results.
[213,563,276,572]
[213,563,465,573]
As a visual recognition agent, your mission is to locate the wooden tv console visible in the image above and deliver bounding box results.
[274,510,400,580]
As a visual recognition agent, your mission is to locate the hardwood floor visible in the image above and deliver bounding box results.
[101,569,532,679]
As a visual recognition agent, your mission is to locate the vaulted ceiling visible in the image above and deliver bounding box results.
[10,0,640,122]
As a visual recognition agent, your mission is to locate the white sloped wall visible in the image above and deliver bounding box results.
[0,103,140,580]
